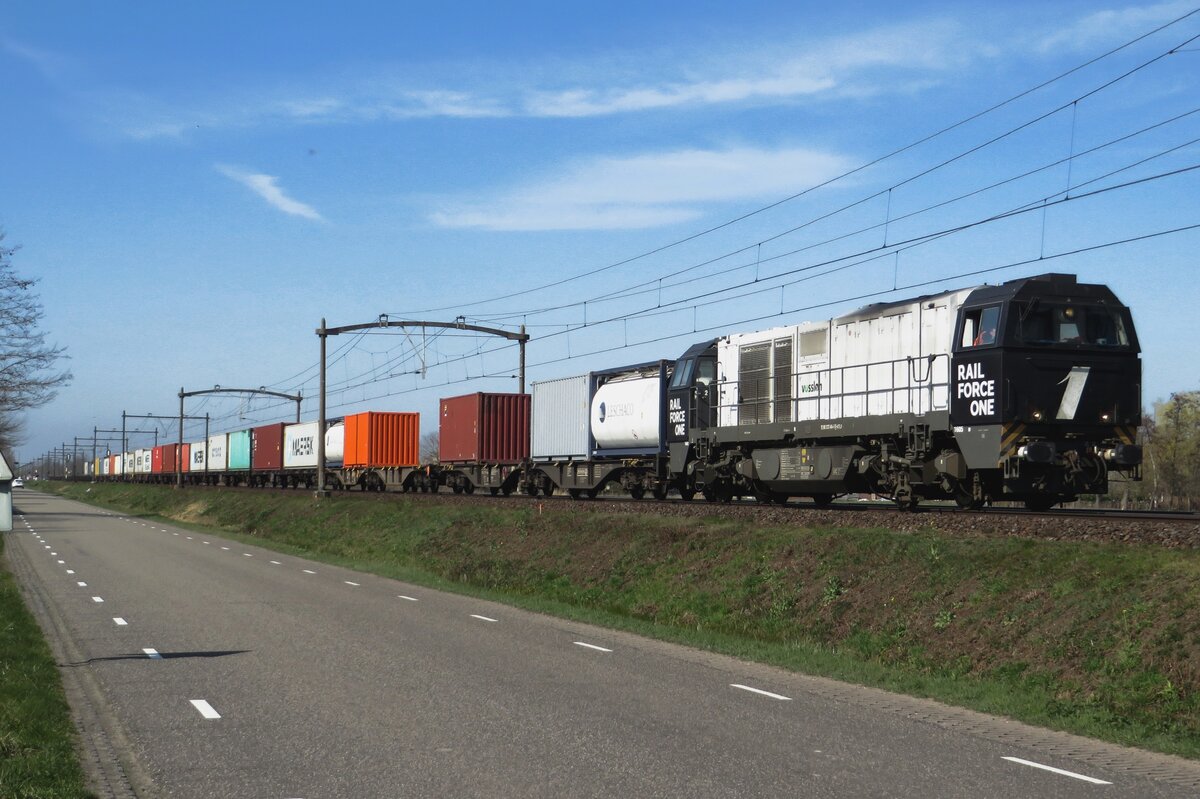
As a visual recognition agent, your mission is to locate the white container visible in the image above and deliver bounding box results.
[207,434,228,471]
[102,458,110,476]
[283,422,345,468]
[591,375,663,450]
[531,374,590,460]
[190,441,207,471]
[135,449,150,474]
[121,453,132,475]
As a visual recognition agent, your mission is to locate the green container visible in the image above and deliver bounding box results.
[228,430,251,470]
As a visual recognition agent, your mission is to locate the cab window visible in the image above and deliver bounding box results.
[1016,304,1130,347]
[961,305,1001,348]
[670,358,694,389]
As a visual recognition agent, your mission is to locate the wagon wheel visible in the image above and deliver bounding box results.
[463,483,475,495]
[1024,495,1058,512]
[629,486,645,500]
[542,484,555,496]
[810,493,834,509]
[585,488,598,500]
[452,484,464,494]
[568,488,583,500]
[678,487,695,502]
[489,487,500,496]
[652,485,668,501]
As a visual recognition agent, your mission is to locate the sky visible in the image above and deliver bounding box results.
[2,1,1199,464]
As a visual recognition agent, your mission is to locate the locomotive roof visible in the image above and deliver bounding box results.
[961,273,1125,307]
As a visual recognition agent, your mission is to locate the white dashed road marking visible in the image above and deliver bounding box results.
[221,547,230,551]
[344,581,360,587]
[573,641,613,653]
[77,581,87,587]
[243,553,253,557]
[143,648,163,659]
[1001,757,1112,785]
[66,570,74,574]
[397,595,418,602]
[113,618,128,626]
[730,684,792,701]
[269,561,281,565]
[303,570,316,574]
[189,700,221,720]
[471,614,498,623]
[92,597,104,603]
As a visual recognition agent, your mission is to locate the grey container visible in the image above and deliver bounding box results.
[531,373,591,460]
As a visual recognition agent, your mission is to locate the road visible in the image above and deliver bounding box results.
[7,489,1200,798]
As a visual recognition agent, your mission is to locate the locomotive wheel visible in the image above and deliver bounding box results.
[630,486,645,500]
[678,488,695,502]
[652,486,668,501]
[702,487,716,502]
[954,489,984,510]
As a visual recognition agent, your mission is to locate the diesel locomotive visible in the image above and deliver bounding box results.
[664,273,1142,509]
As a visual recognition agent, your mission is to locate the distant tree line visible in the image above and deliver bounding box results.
[1109,391,1200,510]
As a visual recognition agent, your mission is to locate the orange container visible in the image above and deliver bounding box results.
[343,411,420,467]
[181,443,191,473]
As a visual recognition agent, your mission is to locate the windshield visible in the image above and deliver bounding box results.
[1014,303,1131,347]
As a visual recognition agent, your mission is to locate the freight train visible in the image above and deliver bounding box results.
[89,273,1142,510]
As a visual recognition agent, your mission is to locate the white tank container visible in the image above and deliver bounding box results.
[207,434,228,471]
[283,422,344,468]
[590,375,662,450]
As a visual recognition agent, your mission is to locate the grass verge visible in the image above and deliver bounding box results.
[0,532,94,798]
[34,481,1200,759]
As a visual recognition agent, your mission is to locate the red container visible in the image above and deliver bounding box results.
[161,443,180,474]
[344,412,420,467]
[181,443,191,473]
[151,446,164,474]
[252,422,287,470]
[439,392,530,463]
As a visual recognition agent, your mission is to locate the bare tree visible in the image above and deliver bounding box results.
[420,431,440,464]
[0,231,71,450]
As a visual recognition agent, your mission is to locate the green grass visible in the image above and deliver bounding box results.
[0,533,94,799]
[35,480,1200,759]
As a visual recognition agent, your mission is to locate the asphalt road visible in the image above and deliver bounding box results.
[8,488,1200,798]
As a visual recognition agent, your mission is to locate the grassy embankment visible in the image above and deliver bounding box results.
[37,481,1200,759]
[0,531,94,798]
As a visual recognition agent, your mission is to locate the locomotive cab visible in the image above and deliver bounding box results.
[950,273,1142,509]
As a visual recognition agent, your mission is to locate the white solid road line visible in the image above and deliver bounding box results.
[189,699,221,720]
[397,595,418,601]
[344,581,360,587]
[471,614,498,622]
[1001,757,1112,785]
[92,596,104,603]
[574,641,613,653]
[302,569,316,574]
[269,561,281,565]
[730,684,792,701]
[113,618,128,626]
[143,648,163,659]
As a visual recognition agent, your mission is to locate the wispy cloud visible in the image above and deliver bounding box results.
[112,19,966,139]
[0,37,73,81]
[216,165,323,221]
[430,146,852,231]
[1035,1,1196,53]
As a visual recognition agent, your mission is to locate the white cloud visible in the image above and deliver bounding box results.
[1036,1,1195,53]
[112,19,966,138]
[430,146,852,231]
[216,165,323,221]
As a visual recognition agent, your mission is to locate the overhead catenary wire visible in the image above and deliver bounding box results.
[394,7,1200,317]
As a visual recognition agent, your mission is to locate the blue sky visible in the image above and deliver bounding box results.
[3,1,1199,462]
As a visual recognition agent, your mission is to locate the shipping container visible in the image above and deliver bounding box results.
[181,443,191,473]
[151,446,164,474]
[123,452,134,475]
[283,421,345,469]
[531,374,591,460]
[135,448,150,474]
[439,393,529,463]
[189,441,206,472]
[161,443,181,474]
[344,412,419,467]
[101,457,110,476]
[251,423,287,471]
[228,430,251,470]
[589,361,670,456]
[207,434,228,471]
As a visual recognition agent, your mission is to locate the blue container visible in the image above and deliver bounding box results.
[228,429,251,471]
